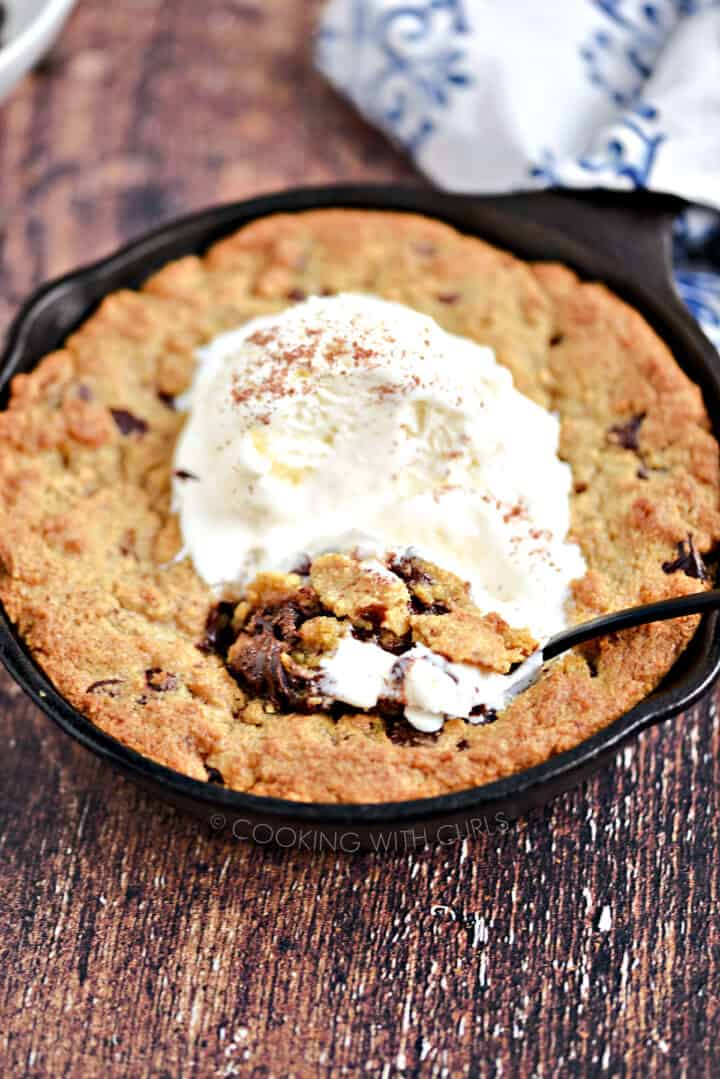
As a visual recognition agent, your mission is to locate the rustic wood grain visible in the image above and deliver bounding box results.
[0,2,719,1076]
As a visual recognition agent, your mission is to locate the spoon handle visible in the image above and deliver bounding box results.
[543,588,720,661]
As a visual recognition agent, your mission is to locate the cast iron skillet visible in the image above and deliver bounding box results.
[1,185,719,852]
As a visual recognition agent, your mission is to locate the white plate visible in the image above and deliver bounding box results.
[0,0,78,104]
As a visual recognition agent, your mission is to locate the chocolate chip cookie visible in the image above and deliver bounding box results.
[1,210,718,802]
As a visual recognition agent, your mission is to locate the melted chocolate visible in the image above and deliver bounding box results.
[385,717,440,747]
[227,596,325,711]
[197,601,236,655]
[662,535,707,580]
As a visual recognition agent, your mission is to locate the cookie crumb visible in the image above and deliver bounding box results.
[411,609,536,672]
[311,553,411,636]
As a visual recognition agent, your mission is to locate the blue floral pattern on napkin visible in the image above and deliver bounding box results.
[317,0,720,347]
[317,0,473,150]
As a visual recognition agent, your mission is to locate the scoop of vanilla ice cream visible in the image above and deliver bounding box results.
[174,294,584,647]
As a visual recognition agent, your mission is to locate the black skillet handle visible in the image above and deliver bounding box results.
[439,187,685,303]
[429,187,719,382]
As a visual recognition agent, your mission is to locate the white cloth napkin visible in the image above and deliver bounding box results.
[317,0,720,347]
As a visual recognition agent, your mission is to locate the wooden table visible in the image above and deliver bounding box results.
[1,3,718,1075]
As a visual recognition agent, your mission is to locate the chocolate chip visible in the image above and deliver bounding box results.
[76,384,93,401]
[287,288,306,302]
[173,469,200,481]
[145,668,179,692]
[637,465,650,480]
[425,602,450,617]
[549,333,564,346]
[584,652,600,678]
[662,535,707,580]
[436,291,459,305]
[197,601,237,656]
[469,704,498,725]
[205,766,225,785]
[457,738,470,751]
[408,593,449,616]
[329,700,349,722]
[358,602,389,629]
[388,555,448,615]
[378,628,413,655]
[388,554,432,589]
[111,409,148,436]
[86,678,123,697]
[607,412,645,451]
[385,718,439,746]
[157,391,176,410]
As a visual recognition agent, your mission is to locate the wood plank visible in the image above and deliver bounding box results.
[0,2,718,1075]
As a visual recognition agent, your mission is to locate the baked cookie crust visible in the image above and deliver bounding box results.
[1,210,718,803]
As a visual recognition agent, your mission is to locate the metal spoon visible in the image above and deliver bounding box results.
[506,589,720,701]
[544,588,720,660]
